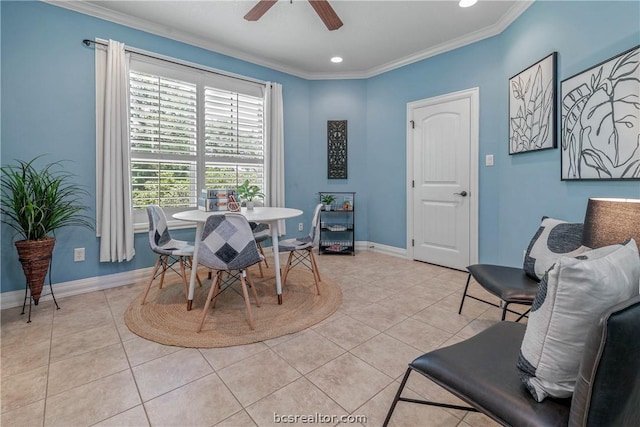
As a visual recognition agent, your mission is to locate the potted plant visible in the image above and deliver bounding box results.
[321,194,336,211]
[236,179,265,210]
[0,157,93,304]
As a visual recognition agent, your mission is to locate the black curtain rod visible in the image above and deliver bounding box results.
[82,39,269,87]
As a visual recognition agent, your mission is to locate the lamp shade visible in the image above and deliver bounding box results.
[582,198,640,248]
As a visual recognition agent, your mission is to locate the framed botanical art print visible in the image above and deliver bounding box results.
[509,52,557,154]
[561,45,639,180]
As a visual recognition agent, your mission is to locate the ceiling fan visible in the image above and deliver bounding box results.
[244,0,344,31]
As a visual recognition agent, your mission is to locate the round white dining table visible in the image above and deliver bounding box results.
[173,207,303,309]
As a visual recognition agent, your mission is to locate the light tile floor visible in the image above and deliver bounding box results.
[1,251,526,427]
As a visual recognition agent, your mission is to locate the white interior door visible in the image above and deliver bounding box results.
[408,89,478,270]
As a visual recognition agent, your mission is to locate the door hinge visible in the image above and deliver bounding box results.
[412,180,415,188]
[410,120,415,129]
[412,239,414,247]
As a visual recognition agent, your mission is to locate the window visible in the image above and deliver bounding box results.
[203,88,265,190]
[128,57,265,227]
[130,72,198,211]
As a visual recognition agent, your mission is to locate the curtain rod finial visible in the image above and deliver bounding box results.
[83,39,92,47]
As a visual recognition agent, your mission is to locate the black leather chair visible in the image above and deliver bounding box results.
[458,264,540,321]
[384,295,640,427]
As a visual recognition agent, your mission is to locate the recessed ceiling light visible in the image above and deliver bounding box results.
[330,56,343,63]
[459,0,478,7]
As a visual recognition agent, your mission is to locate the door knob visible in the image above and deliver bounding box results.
[454,191,468,197]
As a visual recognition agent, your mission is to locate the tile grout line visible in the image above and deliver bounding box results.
[2,254,498,427]
[195,347,257,426]
[42,298,57,427]
[103,288,151,427]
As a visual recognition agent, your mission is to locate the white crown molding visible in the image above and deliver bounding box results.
[45,0,533,80]
[350,0,534,79]
[44,0,308,78]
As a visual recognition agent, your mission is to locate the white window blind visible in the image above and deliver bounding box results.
[128,56,265,227]
[130,71,198,210]
[204,88,264,189]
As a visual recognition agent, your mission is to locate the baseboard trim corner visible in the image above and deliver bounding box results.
[1,242,408,310]
[0,267,153,310]
[360,241,407,258]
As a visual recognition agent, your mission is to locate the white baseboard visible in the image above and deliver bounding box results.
[261,241,405,258]
[0,241,407,310]
[0,267,154,310]
[362,241,408,258]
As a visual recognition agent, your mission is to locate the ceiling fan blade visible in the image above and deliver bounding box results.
[308,0,343,31]
[244,0,278,21]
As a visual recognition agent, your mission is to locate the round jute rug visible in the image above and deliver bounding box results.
[124,268,342,348]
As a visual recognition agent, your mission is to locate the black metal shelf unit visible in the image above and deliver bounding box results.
[318,192,355,255]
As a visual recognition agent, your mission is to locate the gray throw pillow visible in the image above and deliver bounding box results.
[517,239,640,402]
[523,217,589,280]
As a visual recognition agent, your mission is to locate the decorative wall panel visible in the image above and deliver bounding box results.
[328,120,347,179]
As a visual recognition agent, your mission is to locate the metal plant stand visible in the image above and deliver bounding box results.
[20,253,60,323]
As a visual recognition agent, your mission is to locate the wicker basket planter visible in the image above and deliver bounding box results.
[1,157,92,316]
[15,238,56,304]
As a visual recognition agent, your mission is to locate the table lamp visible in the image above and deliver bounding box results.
[582,198,640,249]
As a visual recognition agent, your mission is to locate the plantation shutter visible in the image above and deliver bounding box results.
[127,53,266,228]
[204,88,265,191]
[129,71,198,210]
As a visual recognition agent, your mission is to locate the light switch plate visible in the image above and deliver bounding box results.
[485,154,494,166]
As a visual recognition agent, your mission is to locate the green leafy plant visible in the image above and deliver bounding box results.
[236,180,265,202]
[0,157,93,241]
[320,194,336,205]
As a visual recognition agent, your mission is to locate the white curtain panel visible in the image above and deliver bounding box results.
[95,39,135,262]
[265,82,286,235]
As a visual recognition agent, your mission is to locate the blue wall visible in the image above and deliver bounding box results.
[308,79,368,240]
[0,1,313,292]
[364,0,639,264]
[494,0,639,264]
[1,1,639,293]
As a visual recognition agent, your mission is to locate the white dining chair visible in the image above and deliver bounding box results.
[250,222,271,277]
[141,205,201,305]
[276,203,323,296]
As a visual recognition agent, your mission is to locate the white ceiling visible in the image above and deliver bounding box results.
[51,0,533,79]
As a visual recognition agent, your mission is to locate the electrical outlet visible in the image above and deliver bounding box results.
[298,222,304,232]
[74,247,85,262]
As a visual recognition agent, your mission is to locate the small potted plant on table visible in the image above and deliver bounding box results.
[236,180,265,210]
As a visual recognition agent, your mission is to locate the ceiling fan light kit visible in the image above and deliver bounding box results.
[244,0,343,31]
[459,0,478,8]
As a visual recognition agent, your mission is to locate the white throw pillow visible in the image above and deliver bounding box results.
[523,217,589,280]
[517,239,640,402]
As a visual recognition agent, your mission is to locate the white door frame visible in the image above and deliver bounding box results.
[406,87,479,266]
